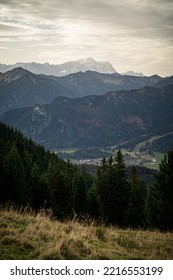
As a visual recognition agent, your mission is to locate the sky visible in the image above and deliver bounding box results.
[0,0,173,76]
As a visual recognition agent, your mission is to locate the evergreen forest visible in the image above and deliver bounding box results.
[0,122,173,231]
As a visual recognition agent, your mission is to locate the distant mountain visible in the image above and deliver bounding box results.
[0,58,116,76]
[54,71,162,97]
[0,68,75,115]
[0,67,164,115]
[0,67,167,115]
[1,85,173,152]
[121,71,145,77]
[155,76,173,88]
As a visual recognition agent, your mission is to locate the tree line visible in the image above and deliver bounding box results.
[0,122,172,231]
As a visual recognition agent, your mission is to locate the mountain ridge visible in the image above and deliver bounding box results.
[1,67,171,115]
[0,67,75,115]
[1,85,173,153]
[0,58,116,77]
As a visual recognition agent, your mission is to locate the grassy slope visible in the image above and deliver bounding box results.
[0,208,173,260]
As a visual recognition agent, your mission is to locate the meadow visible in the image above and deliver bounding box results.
[0,208,172,260]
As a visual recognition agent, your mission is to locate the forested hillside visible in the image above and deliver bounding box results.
[0,122,92,219]
[0,123,173,231]
[2,85,173,153]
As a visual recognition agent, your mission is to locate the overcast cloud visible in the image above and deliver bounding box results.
[0,0,173,76]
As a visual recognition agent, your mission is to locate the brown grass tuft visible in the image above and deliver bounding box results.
[0,207,173,260]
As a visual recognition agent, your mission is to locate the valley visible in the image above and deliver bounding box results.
[53,131,170,169]
[0,62,172,171]
[53,146,164,170]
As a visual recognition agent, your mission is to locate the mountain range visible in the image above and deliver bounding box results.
[1,85,173,153]
[0,58,116,76]
[1,67,172,115]
[0,64,173,156]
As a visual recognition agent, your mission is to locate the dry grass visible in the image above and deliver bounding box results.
[0,207,173,260]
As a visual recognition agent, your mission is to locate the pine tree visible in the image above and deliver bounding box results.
[150,150,173,231]
[88,181,100,218]
[124,166,147,228]
[95,150,130,226]
[47,155,71,218]
[72,172,88,216]
[0,144,30,206]
[113,150,130,226]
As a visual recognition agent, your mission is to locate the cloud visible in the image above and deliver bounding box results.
[0,46,8,49]
[0,0,173,76]
[1,0,172,44]
[0,23,25,32]
[1,0,173,36]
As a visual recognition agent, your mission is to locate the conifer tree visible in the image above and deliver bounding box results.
[150,150,173,231]
[124,166,147,228]
[47,155,71,218]
[95,150,130,226]
[0,144,30,206]
[72,172,88,216]
[29,163,52,211]
[113,150,130,226]
[88,181,100,218]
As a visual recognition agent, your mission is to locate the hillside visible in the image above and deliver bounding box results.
[0,68,74,115]
[54,71,161,96]
[0,208,173,260]
[0,67,164,115]
[1,120,173,234]
[2,85,173,153]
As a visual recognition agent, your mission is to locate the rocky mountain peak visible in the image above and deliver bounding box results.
[0,58,116,76]
[0,67,30,84]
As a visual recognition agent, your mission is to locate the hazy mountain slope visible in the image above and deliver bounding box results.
[53,71,162,97]
[0,58,116,76]
[0,67,163,115]
[0,68,75,115]
[1,85,173,151]
[155,76,173,88]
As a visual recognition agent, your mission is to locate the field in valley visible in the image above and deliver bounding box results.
[54,146,164,170]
